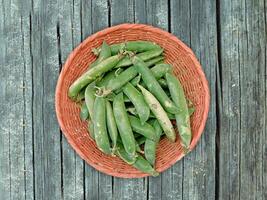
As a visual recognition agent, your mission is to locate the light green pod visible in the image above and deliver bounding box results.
[138,85,176,142]
[90,41,111,68]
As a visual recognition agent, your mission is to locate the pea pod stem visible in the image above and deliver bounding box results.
[90,41,111,68]
[68,54,124,99]
[115,49,163,68]
[96,41,162,55]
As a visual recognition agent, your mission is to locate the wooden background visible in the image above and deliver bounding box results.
[0,0,266,199]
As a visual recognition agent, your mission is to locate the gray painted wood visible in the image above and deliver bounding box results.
[0,0,266,199]
[172,1,217,200]
[110,1,147,200]
[58,0,84,199]
[218,0,267,199]
[31,0,62,199]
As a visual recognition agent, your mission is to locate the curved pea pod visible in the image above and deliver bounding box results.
[105,66,138,94]
[145,56,164,67]
[115,142,136,164]
[85,85,96,120]
[150,63,172,79]
[113,93,136,157]
[136,136,146,145]
[106,101,118,150]
[96,70,116,87]
[76,88,86,102]
[165,73,192,150]
[68,54,124,99]
[132,56,179,114]
[93,96,111,154]
[115,49,163,68]
[109,41,162,55]
[90,41,111,68]
[88,120,95,139]
[133,154,159,177]
[144,120,162,166]
[128,115,157,141]
[80,102,89,121]
[138,85,176,142]
[123,83,150,124]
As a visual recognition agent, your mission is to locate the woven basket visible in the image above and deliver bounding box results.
[55,24,210,178]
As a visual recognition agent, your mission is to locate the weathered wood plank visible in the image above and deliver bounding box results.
[170,0,218,200]
[145,1,169,199]
[80,1,101,200]
[111,1,147,199]
[91,1,114,200]
[219,0,267,199]
[58,0,84,199]
[31,0,62,199]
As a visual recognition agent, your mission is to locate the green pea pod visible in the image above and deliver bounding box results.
[130,74,141,86]
[144,120,162,166]
[93,97,111,154]
[117,136,143,154]
[76,88,86,102]
[113,93,136,157]
[150,63,172,79]
[132,56,179,114]
[138,85,176,142]
[145,56,164,67]
[188,106,195,116]
[133,154,159,176]
[123,83,150,125]
[165,73,192,150]
[105,66,138,94]
[115,49,163,68]
[88,120,95,140]
[96,70,116,87]
[85,85,96,120]
[68,54,124,99]
[128,115,157,141]
[116,142,136,164]
[80,102,89,121]
[136,136,146,145]
[106,101,118,150]
[90,41,111,68]
[157,78,168,88]
[109,41,162,55]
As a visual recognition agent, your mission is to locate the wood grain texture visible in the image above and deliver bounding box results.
[58,0,84,199]
[110,1,147,200]
[218,0,267,199]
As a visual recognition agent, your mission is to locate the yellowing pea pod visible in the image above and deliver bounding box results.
[138,85,176,142]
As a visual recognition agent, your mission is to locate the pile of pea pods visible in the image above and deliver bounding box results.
[68,41,194,176]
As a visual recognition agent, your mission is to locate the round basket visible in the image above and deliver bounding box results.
[55,23,210,178]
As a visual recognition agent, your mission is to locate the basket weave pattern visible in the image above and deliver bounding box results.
[55,24,210,178]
